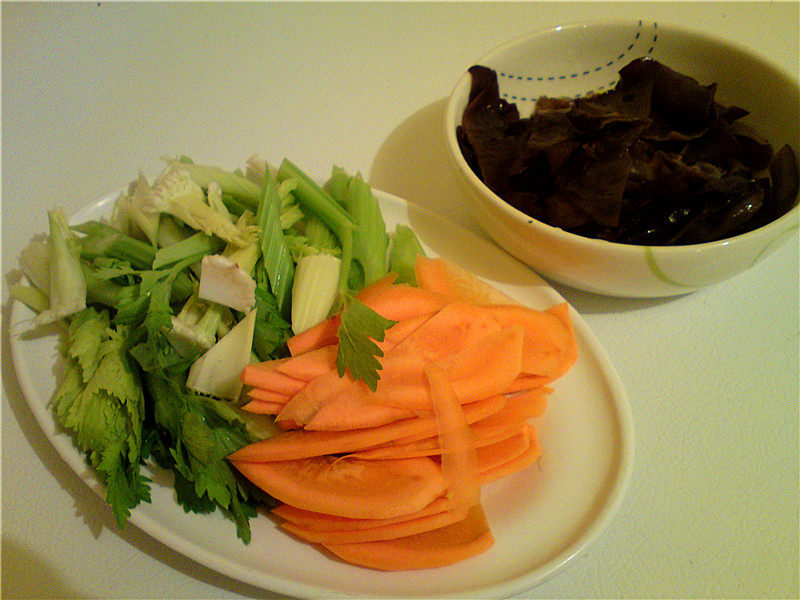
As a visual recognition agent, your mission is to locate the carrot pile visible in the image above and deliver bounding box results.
[227,256,578,570]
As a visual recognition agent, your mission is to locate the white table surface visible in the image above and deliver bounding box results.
[2,2,798,599]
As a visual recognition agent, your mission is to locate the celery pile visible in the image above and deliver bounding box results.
[12,156,426,542]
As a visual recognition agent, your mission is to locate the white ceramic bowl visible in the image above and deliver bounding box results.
[444,20,799,297]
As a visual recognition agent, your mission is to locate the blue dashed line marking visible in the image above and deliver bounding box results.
[498,20,658,101]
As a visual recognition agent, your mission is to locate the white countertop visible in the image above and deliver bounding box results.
[2,2,798,598]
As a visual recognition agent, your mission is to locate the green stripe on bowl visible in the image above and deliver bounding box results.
[644,246,694,288]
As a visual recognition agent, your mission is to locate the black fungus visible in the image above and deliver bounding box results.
[457,59,799,245]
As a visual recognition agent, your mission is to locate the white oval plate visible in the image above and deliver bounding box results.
[9,187,634,598]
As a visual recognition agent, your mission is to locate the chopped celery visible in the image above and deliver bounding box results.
[167,295,224,357]
[18,234,51,292]
[36,209,87,325]
[224,211,260,275]
[255,169,295,320]
[277,159,355,235]
[166,159,262,212]
[114,172,161,246]
[186,308,257,400]
[73,220,156,269]
[150,167,257,248]
[81,262,139,309]
[303,215,340,254]
[389,224,426,285]
[291,253,341,334]
[277,159,356,296]
[11,283,50,314]
[152,231,225,269]
[197,254,256,313]
[331,168,389,290]
[156,215,191,248]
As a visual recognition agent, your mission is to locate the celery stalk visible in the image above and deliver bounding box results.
[337,170,389,290]
[389,224,426,285]
[167,160,261,212]
[73,220,156,269]
[291,253,341,334]
[152,231,225,269]
[277,159,355,295]
[256,169,295,320]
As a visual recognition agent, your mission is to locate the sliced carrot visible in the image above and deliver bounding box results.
[358,283,450,322]
[230,455,446,520]
[242,399,286,414]
[303,395,425,431]
[415,255,518,305]
[355,271,399,302]
[322,504,494,571]
[485,303,576,378]
[494,387,550,422]
[280,505,470,545]
[273,497,456,531]
[437,325,524,404]
[241,363,307,395]
[229,395,505,463]
[287,314,341,356]
[475,426,530,476]
[275,344,339,381]
[478,425,542,485]
[547,302,578,377]
[247,387,291,403]
[504,373,552,393]
[425,363,480,509]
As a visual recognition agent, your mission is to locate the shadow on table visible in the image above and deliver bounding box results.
[368,98,679,316]
[1,295,289,600]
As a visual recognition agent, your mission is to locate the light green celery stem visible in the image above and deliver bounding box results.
[256,169,295,320]
[152,231,225,269]
[304,215,339,253]
[81,262,138,308]
[73,221,156,269]
[389,224,426,285]
[324,166,350,207]
[341,172,389,288]
[157,215,191,248]
[10,283,49,313]
[171,161,261,213]
[276,159,356,293]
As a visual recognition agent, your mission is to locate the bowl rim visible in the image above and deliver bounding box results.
[444,18,800,257]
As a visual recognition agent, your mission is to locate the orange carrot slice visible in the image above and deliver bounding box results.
[242,399,286,414]
[478,425,542,485]
[302,396,425,431]
[415,255,518,305]
[229,395,505,463]
[475,426,530,476]
[425,363,480,509]
[280,504,470,545]
[241,364,307,395]
[273,497,456,531]
[287,314,341,356]
[247,387,291,403]
[322,504,494,571]
[485,303,576,378]
[230,455,447,520]
[504,373,552,393]
[274,344,339,381]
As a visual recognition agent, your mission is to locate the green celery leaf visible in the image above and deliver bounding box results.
[52,307,150,528]
[144,375,262,542]
[335,298,397,391]
[252,283,292,361]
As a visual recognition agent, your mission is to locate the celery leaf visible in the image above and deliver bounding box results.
[335,298,397,391]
